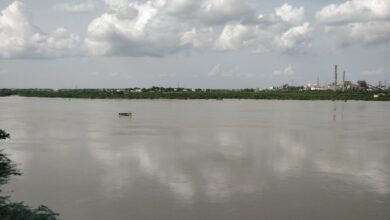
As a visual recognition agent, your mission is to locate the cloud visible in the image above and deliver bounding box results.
[0,1,81,59]
[216,3,313,53]
[86,0,257,56]
[361,67,385,75]
[273,22,312,51]
[53,2,95,13]
[316,0,390,46]
[86,0,311,57]
[214,4,312,53]
[273,64,294,76]
[214,23,255,50]
[275,3,305,25]
[86,0,186,56]
[324,21,390,47]
[163,0,255,25]
[316,0,390,25]
[180,27,213,49]
[0,1,312,59]
[197,0,254,25]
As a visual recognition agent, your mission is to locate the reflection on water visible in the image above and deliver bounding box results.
[0,97,389,220]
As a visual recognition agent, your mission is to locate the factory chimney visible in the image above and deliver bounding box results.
[343,71,346,91]
[334,65,338,91]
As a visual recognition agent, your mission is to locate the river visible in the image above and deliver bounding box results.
[0,96,389,219]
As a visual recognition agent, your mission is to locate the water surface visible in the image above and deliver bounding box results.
[0,97,389,219]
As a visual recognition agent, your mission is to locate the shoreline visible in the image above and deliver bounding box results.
[1,89,390,101]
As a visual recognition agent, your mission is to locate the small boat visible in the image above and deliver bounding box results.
[118,112,132,117]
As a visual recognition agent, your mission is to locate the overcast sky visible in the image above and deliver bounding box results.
[0,0,389,88]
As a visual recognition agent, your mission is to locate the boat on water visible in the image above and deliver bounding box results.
[118,112,132,117]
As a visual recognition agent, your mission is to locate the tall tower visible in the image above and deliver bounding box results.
[343,71,346,91]
[334,64,338,91]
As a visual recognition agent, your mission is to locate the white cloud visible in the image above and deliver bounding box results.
[275,3,305,25]
[0,1,81,59]
[317,0,390,46]
[214,23,255,50]
[53,2,95,13]
[256,4,305,27]
[214,4,312,52]
[273,22,312,50]
[86,0,188,56]
[162,0,254,25]
[86,0,311,57]
[316,0,390,25]
[361,67,385,75]
[325,21,390,46]
[180,27,213,49]
[162,0,198,14]
[0,1,312,59]
[198,0,254,25]
[273,64,295,76]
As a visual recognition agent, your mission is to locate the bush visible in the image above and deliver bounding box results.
[0,130,59,219]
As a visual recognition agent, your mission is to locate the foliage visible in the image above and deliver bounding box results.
[15,88,390,101]
[0,130,10,140]
[0,130,18,185]
[0,130,59,219]
[0,89,16,97]
[0,200,58,220]
[0,150,20,186]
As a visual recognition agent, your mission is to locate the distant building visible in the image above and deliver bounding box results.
[341,81,354,90]
[377,81,387,90]
[304,83,327,91]
[357,80,368,90]
[255,88,264,92]
[282,84,304,91]
[268,86,278,90]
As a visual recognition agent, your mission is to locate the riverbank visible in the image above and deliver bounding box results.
[0,129,58,219]
[4,89,389,101]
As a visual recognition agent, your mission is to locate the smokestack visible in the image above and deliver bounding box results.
[343,71,346,91]
[343,71,345,82]
[334,64,338,91]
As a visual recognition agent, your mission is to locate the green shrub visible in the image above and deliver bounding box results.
[0,130,59,219]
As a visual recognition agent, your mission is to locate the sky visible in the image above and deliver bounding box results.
[0,0,389,89]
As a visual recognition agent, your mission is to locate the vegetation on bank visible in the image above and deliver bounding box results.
[0,129,59,220]
[0,89,16,97]
[6,88,390,101]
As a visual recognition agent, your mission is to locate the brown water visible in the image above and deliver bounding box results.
[1,96,389,220]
